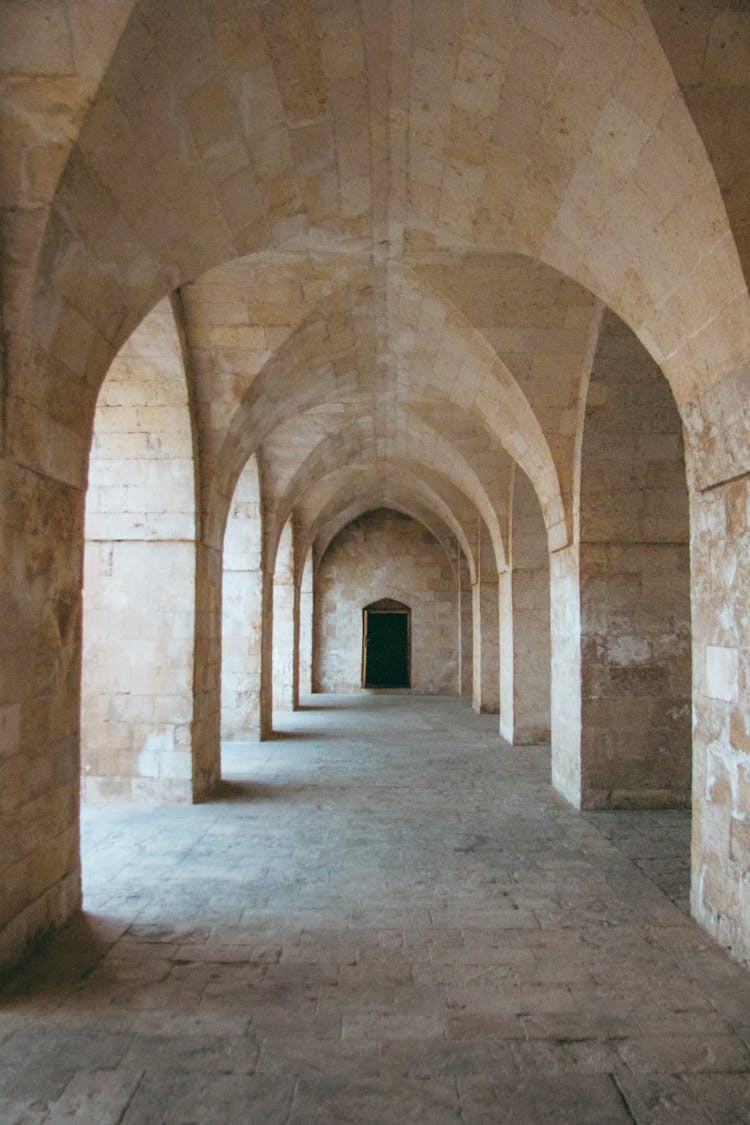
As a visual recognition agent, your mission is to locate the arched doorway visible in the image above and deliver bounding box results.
[363,600,411,689]
[81,298,197,802]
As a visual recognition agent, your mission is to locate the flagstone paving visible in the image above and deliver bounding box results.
[2,694,749,1123]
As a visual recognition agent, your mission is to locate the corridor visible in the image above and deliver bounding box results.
[2,695,749,1123]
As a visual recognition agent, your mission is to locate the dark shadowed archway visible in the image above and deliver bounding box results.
[363,600,411,690]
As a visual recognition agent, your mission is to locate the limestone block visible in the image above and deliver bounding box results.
[157,750,193,782]
[130,777,192,804]
[668,284,750,411]
[0,703,21,759]
[683,367,750,492]
[0,2,76,75]
[730,816,750,869]
[84,778,131,805]
[706,646,739,704]
[86,512,194,541]
[730,709,750,755]
[11,398,88,487]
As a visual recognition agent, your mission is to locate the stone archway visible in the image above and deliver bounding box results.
[578,311,691,809]
[81,299,197,803]
[314,510,461,697]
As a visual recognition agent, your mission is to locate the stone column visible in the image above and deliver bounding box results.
[459,556,473,698]
[259,569,274,739]
[550,545,583,807]
[689,476,750,965]
[577,312,690,808]
[498,568,513,741]
[298,554,314,699]
[272,526,296,713]
[510,470,551,745]
[0,461,83,975]
[192,540,221,799]
[221,458,263,740]
[472,572,500,714]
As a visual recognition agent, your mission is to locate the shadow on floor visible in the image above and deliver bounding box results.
[293,702,347,711]
[207,779,289,802]
[1,913,120,998]
[207,778,350,805]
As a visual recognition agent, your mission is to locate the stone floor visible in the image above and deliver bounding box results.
[2,694,750,1124]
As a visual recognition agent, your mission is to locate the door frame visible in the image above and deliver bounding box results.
[362,598,411,688]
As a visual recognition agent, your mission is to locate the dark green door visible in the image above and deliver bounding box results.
[364,610,409,687]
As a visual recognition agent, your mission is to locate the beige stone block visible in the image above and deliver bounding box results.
[11,398,88,487]
[518,0,581,46]
[240,62,287,137]
[703,12,750,88]
[219,165,267,235]
[191,323,268,351]
[590,96,651,176]
[319,10,365,84]
[0,703,21,760]
[208,3,265,70]
[341,174,371,220]
[729,709,750,755]
[132,775,188,802]
[706,646,739,704]
[730,816,750,869]
[182,79,237,154]
[45,1069,144,1124]
[155,749,192,782]
[453,46,505,115]
[253,126,296,183]
[21,138,70,206]
[83,775,132,801]
[0,2,76,75]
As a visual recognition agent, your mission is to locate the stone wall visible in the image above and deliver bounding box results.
[81,302,196,802]
[579,312,691,808]
[314,510,459,695]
